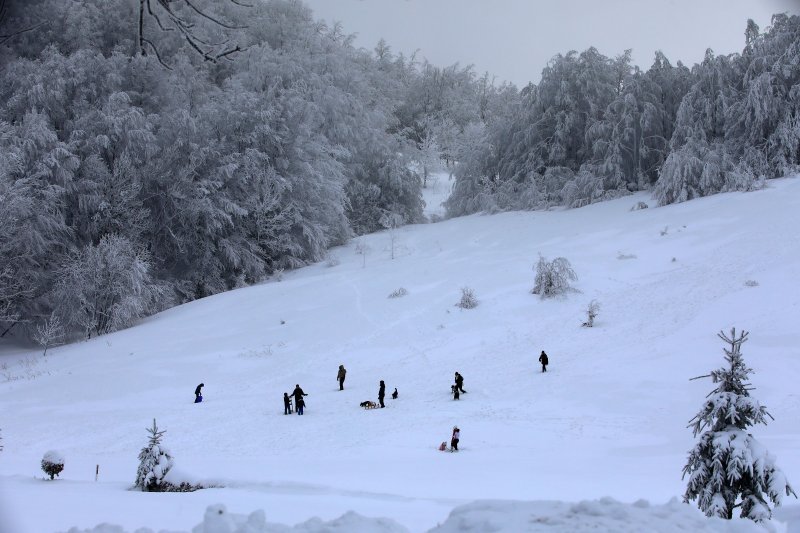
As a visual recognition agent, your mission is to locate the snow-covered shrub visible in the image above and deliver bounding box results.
[0,428,3,453]
[135,419,174,492]
[41,450,64,480]
[744,280,759,287]
[52,235,163,339]
[582,300,600,327]
[456,287,478,309]
[561,170,603,209]
[325,254,340,268]
[630,201,649,211]
[33,315,63,357]
[531,255,578,298]
[617,252,637,260]
[683,328,796,520]
[388,287,408,299]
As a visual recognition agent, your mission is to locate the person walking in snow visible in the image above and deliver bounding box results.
[337,365,347,391]
[454,372,466,393]
[283,392,292,415]
[450,426,460,452]
[194,383,204,403]
[296,395,305,415]
[378,380,386,408]
[392,387,398,400]
[538,351,549,373]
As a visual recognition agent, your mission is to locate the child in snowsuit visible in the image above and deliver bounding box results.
[296,395,305,415]
[539,351,549,372]
[194,383,204,403]
[450,426,460,451]
[392,388,398,399]
[337,365,347,390]
[283,392,291,415]
[451,384,460,400]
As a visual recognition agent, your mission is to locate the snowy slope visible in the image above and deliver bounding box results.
[1,174,799,532]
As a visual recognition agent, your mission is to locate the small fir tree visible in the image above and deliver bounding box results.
[41,450,64,480]
[135,419,174,492]
[683,328,796,521]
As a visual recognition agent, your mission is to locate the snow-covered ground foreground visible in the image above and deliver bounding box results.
[1,175,799,532]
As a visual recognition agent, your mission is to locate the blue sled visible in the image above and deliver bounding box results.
[194,395,203,403]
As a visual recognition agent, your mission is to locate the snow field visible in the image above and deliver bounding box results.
[1,174,799,532]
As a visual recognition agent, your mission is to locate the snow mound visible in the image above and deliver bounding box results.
[63,499,789,533]
[64,504,409,533]
[428,498,784,532]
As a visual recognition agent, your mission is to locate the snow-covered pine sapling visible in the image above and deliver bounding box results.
[582,299,600,327]
[41,450,64,480]
[33,315,63,357]
[683,328,796,521]
[531,255,577,298]
[135,419,174,492]
[456,286,478,309]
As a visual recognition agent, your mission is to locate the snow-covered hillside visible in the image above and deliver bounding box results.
[1,175,799,532]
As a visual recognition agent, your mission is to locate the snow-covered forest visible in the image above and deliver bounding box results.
[1,1,799,344]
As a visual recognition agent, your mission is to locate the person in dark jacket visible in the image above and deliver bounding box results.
[337,365,347,391]
[283,392,291,415]
[292,384,308,405]
[194,383,204,403]
[455,372,466,393]
[539,351,549,372]
[296,395,305,415]
[391,387,398,400]
[378,380,386,408]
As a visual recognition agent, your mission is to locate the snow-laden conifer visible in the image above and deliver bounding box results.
[683,328,796,521]
[135,419,174,492]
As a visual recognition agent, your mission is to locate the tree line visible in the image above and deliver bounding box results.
[445,14,800,215]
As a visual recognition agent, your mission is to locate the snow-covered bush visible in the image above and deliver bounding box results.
[582,299,600,327]
[683,328,796,520]
[630,201,649,211]
[388,287,408,299]
[41,450,65,480]
[744,280,759,287]
[33,315,63,357]
[325,254,340,268]
[531,255,578,298]
[456,287,478,309]
[135,419,174,492]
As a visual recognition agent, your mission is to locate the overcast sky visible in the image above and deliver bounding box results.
[303,0,799,87]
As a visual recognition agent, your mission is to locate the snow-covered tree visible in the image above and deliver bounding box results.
[683,328,796,521]
[456,286,478,309]
[32,315,63,356]
[41,450,64,480]
[532,255,578,298]
[135,419,174,492]
[582,299,600,327]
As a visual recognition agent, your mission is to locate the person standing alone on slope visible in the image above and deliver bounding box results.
[337,365,347,391]
[378,380,386,408]
[194,383,204,403]
[539,351,549,372]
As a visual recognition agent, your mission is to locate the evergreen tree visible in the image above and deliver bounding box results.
[135,419,174,492]
[683,328,796,521]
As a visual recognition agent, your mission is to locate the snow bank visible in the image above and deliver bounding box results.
[64,504,409,533]
[63,499,789,533]
[429,498,784,532]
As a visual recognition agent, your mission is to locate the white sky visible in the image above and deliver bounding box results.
[303,0,799,87]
